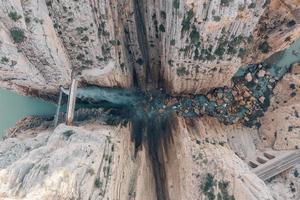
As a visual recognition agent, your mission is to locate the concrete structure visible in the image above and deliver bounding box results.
[66,78,78,125]
[250,150,300,181]
[54,87,63,127]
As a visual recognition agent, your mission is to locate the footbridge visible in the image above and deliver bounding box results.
[249,150,300,181]
[53,77,78,126]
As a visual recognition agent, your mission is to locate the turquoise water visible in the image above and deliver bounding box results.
[0,89,56,138]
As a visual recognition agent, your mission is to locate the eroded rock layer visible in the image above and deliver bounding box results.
[0,0,299,95]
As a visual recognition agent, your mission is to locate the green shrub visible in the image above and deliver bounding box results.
[227,46,237,55]
[170,39,176,46]
[109,40,121,46]
[202,173,216,200]
[173,0,180,9]
[238,48,247,58]
[1,57,9,64]
[94,178,102,188]
[62,130,75,139]
[248,3,256,9]
[263,0,271,8]
[189,26,200,44]
[258,41,270,53]
[76,26,88,35]
[136,58,144,65]
[160,11,166,19]
[213,16,221,22]
[238,5,245,11]
[8,11,22,21]
[215,44,226,57]
[10,28,25,43]
[218,181,235,200]
[181,9,194,33]
[287,20,296,28]
[176,66,189,76]
[159,24,165,32]
[220,0,232,7]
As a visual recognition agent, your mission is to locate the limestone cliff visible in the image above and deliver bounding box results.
[0,121,273,200]
[0,0,299,95]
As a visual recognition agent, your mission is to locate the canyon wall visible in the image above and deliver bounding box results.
[0,119,274,200]
[0,0,299,95]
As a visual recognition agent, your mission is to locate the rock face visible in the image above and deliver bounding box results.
[1,0,300,199]
[0,120,274,200]
[259,69,300,150]
[0,0,299,95]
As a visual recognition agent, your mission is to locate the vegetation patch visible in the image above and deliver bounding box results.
[238,48,247,58]
[98,22,110,37]
[170,39,176,46]
[109,40,121,46]
[215,41,227,58]
[176,66,189,76]
[287,20,296,28]
[1,57,9,64]
[258,41,270,53]
[213,16,221,22]
[220,0,233,7]
[181,9,194,34]
[160,11,166,19]
[10,27,25,43]
[173,0,180,9]
[159,24,165,32]
[136,58,144,65]
[62,130,75,139]
[76,27,88,35]
[263,0,271,8]
[218,181,235,200]
[189,26,200,45]
[201,173,216,200]
[248,3,256,9]
[8,11,22,22]
[94,178,102,188]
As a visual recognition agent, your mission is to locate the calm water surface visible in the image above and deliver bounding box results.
[0,89,56,138]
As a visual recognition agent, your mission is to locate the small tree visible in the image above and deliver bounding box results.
[258,41,270,53]
[8,11,22,21]
[10,27,25,43]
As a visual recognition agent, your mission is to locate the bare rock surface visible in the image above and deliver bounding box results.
[259,72,300,150]
[0,0,299,94]
[0,118,276,200]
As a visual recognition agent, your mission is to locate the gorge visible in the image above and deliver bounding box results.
[0,0,300,200]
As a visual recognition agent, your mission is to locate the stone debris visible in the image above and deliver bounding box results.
[259,96,266,103]
[258,70,266,78]
[245,73,253,82]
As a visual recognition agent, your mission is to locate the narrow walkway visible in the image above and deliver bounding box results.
[250,150,300,181]
[66,78,78,125]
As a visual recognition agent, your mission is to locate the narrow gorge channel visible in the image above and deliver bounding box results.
[0,0,300,198]
[2,37,298,199]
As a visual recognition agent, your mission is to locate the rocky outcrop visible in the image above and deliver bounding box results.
[0,0,71,95]
[0,117,275,200]
[0,124,157,200]
[259,65,300,150]
[247,0,300,64]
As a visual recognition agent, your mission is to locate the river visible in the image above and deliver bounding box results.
[0,89,56,139]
